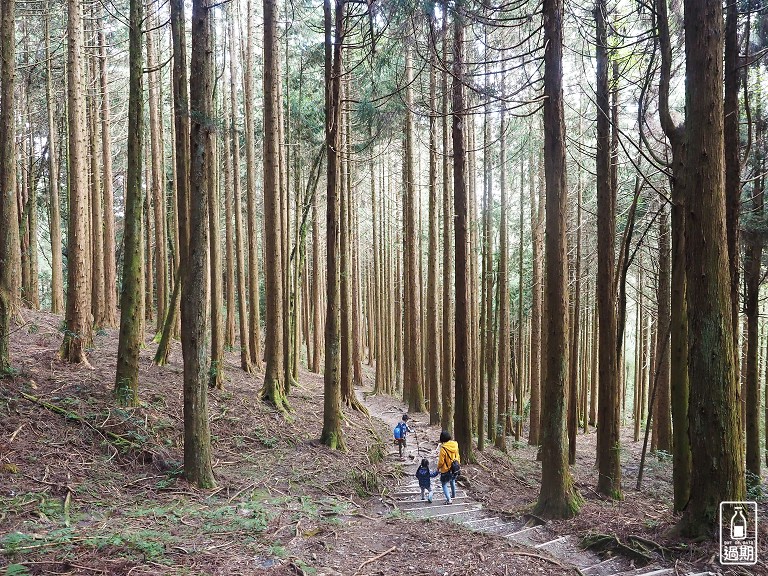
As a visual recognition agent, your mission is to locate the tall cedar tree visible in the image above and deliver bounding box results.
[261,0,289,410]
[0,0,19,373]
[534,0,582,518]
[99,18,117,327]
[244,0,264,372]
[744,115,764,489]
[155,0,191,367]
[655,0,691,511]
[655,206,672,453]
[404,47,425,413]
[321,0,345,449]
[114,0,145,406]
[427,12,441,425]
[183,0,215,488]
[45,4,64,316]
[61,0,93,364]
[495,95,508,452]
[679,0,745,535]
[452,1,473,462]
[595,0,622,499]
[529,143,544,445]
[441,1,454,433]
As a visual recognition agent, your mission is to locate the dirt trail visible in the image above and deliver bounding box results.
[356,386,715,576]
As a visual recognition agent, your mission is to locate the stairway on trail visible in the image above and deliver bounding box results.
[358,390,717,576]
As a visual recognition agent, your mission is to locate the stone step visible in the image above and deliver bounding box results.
[534,535,569,549]
[397,495,470,509]
[610,567,673,576]
[506,525,552,547]
[392,489,468,500]
[407,504,484,523]
[581,556,626,576]
[404,502,480,518]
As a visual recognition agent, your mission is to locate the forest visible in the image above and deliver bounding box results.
[0,0,766,573]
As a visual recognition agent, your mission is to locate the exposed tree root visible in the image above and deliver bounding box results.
[581,532,653,563]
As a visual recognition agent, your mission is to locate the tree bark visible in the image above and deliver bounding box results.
[244,0,263,372]
[61,0,93,364]
[0,0,19,372]
[99,13,117,327]
[320,0,345,449]
[744,126,764,491]
[452,1,473,462]
[679,0,745,535]
[441,2,454,433]
[427,35,441,425]
[115,0,144,406]
[184,0,216,488]
[44,5,64,316]
[228,6,253,373]
[655,205,672,452]
[403,47,425,413]
[529,142,544,444]
[534,0,581,517]
[261,0,288,411]
[594,0,621,499]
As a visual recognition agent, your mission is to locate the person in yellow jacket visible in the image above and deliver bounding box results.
[437,430,460,504]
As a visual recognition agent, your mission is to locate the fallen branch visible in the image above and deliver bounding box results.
[354,545,396,575]
[19,392,142,450]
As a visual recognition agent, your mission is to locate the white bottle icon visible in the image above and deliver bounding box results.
[731,505,747,540]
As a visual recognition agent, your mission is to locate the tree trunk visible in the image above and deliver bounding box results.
[146,2,166,333]
[244,0,263,372]
[115,0,144,406]
[340,82,354,407]
[228,6,253,373]
[427,34,441,425]
[0,0,19,372]
[481,60,494,449]
[312,196,323,373]
[534,0,581,517]
[261,0,288,411]
[403,48,425,413]
[495,89,508,452]
[61,0,93,364]
[320,0,345,449]
[183,0,216,489]
[655,205,672,452]
[99,14,117,327]
[655,0,691,513]
[223,74,236,348]
[529,143,544,444]
[594,0,621,499]
[208,102,224,390]
[441,2,454,433]
[679,0,745,535]
[724,0,740,366]
[452,1,472,462]
[45,5,64,316]
[568,164,581,465]
[88,44,105,328]
[744,127,764,491]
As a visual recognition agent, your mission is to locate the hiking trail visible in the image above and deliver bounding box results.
[357,388,716,576]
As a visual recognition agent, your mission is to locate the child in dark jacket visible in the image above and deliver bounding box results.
[415,458,439,503]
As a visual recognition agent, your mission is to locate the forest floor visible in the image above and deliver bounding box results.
[0,309,766,575]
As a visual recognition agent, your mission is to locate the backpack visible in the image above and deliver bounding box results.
[393,423,406,439]
[442,446,461,477]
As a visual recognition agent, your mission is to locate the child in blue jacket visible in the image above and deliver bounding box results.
[415,458,439,503]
